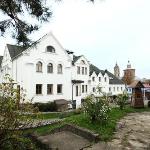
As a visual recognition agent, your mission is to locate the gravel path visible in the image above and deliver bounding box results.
[85,112,150,150]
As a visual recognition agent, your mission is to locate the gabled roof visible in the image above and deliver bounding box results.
[7,44,25,59]
[105,70,124,85]
[90,64,125,85]
[129,80,144,88]
[0,56,3,67]
[89,64,105,76]
[72,55,82,65]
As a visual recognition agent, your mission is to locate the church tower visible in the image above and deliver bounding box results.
[114,62,120,78]
[123,60,135,85]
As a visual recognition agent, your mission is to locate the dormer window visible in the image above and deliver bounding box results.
[104,77,107,82]
[46,46,55,53]
[81,60,85,64]
[92,77,95,82]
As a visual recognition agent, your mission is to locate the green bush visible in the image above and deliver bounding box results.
[115,92,128,110]
[83,95,111,124]
[34,101,57,112]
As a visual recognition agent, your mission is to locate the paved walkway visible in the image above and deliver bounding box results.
[85,112,150,150]
[37,131,91,150]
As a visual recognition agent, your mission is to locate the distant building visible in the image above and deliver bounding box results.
[114,62,120,78]
[122,61,135,85]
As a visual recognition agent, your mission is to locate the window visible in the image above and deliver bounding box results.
[99,77,101,82]
[109,87,111,92]
[36,84,42,94]
[82,67,84,75]
[113,87,115,92]
[104,77,107,82]
[47,63,53,73]
[57,64,62,74]
[36,61,42,72]
[121,87,123,91]
[46,46,55,53]
[81,60,85,64]
[47,84,53,94]
[82,85,84,93]
[57,84,62,94]
[117,87,119,91]
[86,85,88,92]
[92,77,95,82]
[85,67,87,75]
[76,86,79,96]
[93,87,96,92]
[77,66,80,74]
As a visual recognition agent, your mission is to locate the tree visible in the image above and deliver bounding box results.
[0,0,95,47]
[0,0,51,46]
[0,75,39,149]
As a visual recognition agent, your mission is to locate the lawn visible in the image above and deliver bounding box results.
[31,106,150,141]
[27,110,81,120]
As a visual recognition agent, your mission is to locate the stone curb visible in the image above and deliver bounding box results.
[30,123,100,149]
[48,124,100,143]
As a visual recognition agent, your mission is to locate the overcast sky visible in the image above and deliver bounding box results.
[0,0,150,78]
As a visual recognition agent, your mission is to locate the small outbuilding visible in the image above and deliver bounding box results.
[129,80,144,108]
[54,99,69,111]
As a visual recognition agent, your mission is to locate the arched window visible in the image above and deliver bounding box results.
[46,46,55,53]
[81,60,85,64]
[57,64,62,74]
[47,63,53,73]
[36,61,42,72]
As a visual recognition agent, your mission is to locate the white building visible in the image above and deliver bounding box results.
[0,32,125,108]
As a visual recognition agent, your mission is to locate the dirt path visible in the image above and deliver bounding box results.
[85,112,150,150]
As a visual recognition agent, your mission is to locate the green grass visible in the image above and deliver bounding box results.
[33,112,60,120]
[30,106,150,141]
[27,111,81,120]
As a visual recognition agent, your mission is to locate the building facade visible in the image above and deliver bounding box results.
[123,61,135,85]
[114,63,120,78]
[0,32,126,108]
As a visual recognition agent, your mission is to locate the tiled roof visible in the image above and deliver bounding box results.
[90,64,125,85]
[7,44,26,59]
[105,70,125,85]
[89,64,105,76]
[128,80,144,88]
[0,56,3,67]
[72,55,82,65]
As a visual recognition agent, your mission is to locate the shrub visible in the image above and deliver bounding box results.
[83,95,111,124]
[0,75,38,149]
[115,92,129,110]
[34,101,57,112]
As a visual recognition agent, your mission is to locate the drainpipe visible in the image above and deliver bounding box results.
[72,83,75,108]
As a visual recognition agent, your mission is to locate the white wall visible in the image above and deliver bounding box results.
[11,33,72,103]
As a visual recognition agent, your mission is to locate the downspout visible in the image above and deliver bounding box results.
[16,59,17,81]
[72,83,75,108]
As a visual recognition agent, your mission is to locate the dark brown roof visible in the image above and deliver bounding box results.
[129,80,144,88]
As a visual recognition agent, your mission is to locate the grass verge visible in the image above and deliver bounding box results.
[28,106,150,141]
